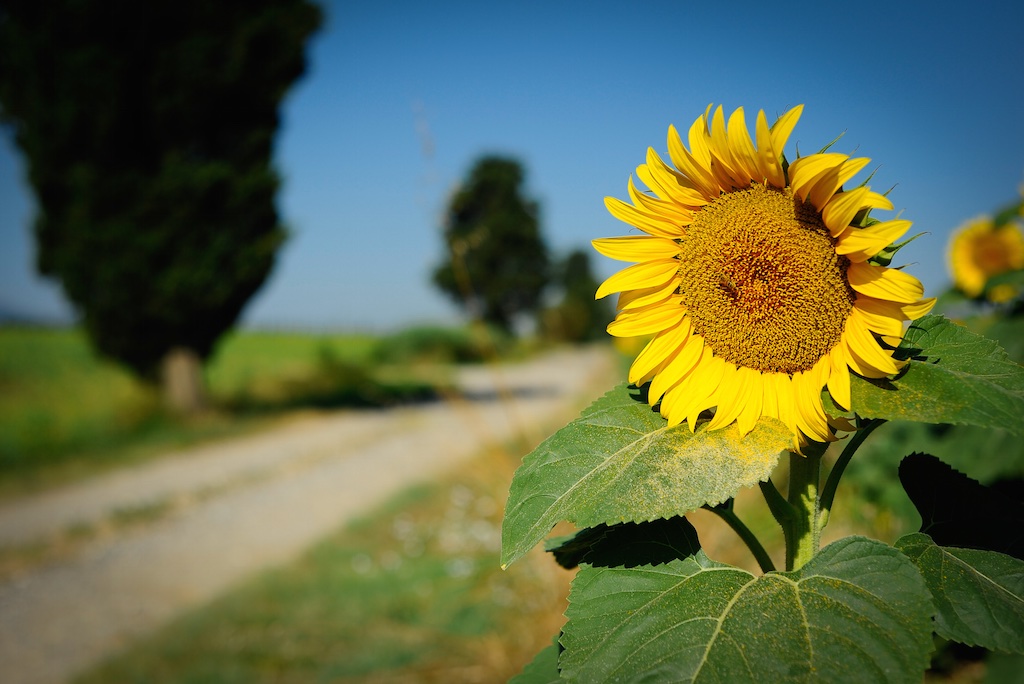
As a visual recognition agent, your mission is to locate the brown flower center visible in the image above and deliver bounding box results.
[677,183,855,374]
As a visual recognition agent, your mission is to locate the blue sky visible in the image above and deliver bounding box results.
[2,0,1023,330]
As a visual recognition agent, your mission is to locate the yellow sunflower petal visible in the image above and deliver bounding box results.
[626,333,675,387]
[836,219,912,262]
[727,107,761,184]
[690,105,714,169]
[661,347,721,428]
[709,105,743,189]
[755,110,785,188]
[761,370,780,421]
[842,319,901,379]
[596,259,679,299]
[735,367,765,436]
[644,149,708,207]
[648,327,704,405]
[592,236,681,262]
[617,280,679,311]
[901,297,936,320]
[821,186,872,237]
[788,153,848,201]
[808,156,871,210]
[847,261,925,303]
[708,363,747,431]
[666,124,717,199]
[851,298,905,338]
[604,195,679,238]
[606,300,686,337]
[769,105,803,157]
[827,343,852,411]
[792,367,831,442]
[768,373,798,437]
[855,294,935,323]
[628,176,698,221]
[629,317,694,385]
[845,310,903,376]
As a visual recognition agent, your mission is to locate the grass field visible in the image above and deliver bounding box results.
[0,325,499,492]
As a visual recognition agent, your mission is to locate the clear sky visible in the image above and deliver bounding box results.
[2,0,1023,330]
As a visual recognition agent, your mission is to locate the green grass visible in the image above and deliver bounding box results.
[74,452,570,684]
[0,327,162,479]
[205,330,379,402]
[0,326,467,491]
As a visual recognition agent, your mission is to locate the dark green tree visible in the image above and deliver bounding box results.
[0,0,321,411]
[541,249,613,342]
[433,156,549,333]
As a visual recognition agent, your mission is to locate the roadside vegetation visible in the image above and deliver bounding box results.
[0,323,515,494]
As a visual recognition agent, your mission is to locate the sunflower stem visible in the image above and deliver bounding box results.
[819,418,885,530]
[785,450,822,571]
[703,502,776,574]
[758,478,794,524]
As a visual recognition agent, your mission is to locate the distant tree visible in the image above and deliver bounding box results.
[0,0,321,412]
[541,249,613,342]
[433,156,549,334]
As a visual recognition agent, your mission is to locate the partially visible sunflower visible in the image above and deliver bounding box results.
[948,216,1024,300]
[593,105,935,446]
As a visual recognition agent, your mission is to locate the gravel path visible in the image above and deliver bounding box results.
[0,346,615,684]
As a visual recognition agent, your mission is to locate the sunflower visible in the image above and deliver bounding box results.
[948,216,1024,300]
[593,105,935,446]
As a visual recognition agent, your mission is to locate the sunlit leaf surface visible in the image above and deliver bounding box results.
[897,533,1024,653]
[560,537,934,683]
[501,384,790,567]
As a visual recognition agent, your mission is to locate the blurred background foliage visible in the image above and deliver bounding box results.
[432,156,551,335]
[0,321,566,491]
[0,0,322,412]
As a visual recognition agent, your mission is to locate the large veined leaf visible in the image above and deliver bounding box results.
[899,453,1024,559]
[545,516,701,569]
[501,384,791,567]
[560,537,934,683]
[896,533,1024,653]
[850,315,1024,433]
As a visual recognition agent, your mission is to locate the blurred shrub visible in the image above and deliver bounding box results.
[220,343,439,412]
[372,325,509,365]
[539,249,612,344]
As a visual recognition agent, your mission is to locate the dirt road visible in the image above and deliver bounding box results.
[0,345,616,684]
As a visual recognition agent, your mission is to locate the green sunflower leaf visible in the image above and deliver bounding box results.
[509,639,562,684]
[560,537,934,683]
[849,315,1024,433]
[895,533,1024,653]
[500,384,791,568]
[898,453,1024,559]
[544,516,701,569]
